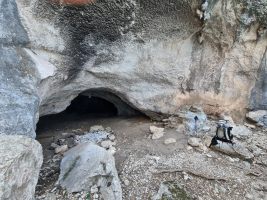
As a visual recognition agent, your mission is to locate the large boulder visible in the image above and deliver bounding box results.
[0,0,40,138]
[58,143,122,200]
[0,135,43,200]
[246,110,267,127]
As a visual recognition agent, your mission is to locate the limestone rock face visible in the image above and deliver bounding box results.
[0,135,43,200]
[1,1,267,137]
[0,0,40,138]
[58,143,122,200]
[15,0,266,120]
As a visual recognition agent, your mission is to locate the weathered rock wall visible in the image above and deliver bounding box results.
[0,0,40,137]
[1,0,267,137]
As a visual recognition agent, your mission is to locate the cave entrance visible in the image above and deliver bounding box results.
[36,90,143,134]
[65,95,118,117]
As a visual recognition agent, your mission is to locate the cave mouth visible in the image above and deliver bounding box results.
[36,90,144,134]
[65,95,118,116]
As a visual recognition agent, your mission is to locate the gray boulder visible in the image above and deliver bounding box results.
[58,143,122,200]
[0,135,43,200]
[246,110,267,127]
[232,125,252,139]
[210,140,254,160]
[0,0,40,138]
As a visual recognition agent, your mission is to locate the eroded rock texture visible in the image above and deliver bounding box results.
[0,0,39,137]
[0,135,43,200]
[1,0,267,137]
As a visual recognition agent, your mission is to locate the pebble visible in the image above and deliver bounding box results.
[187,146,193,150]
[164,138,176,144]
[101,140,114,149]
[90,125,105,132]
[124,179,130,186]
[108,146,116,155]
[93,193,99,199]
[150,126,164,139]
[55,145,68,154]
[188,137,202,147]
[50,143,59,149]
[105,127,113,133]
[91,185,98,193]
[108,134,116,141]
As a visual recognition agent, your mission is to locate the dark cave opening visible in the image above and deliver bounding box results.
[65,95,118,116]
[36,91,143,134]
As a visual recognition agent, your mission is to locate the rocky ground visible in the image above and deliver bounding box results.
[35,113,267,200]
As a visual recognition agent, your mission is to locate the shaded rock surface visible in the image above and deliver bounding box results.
[0,0,39,138]
[0,135,43,200]
[58,143,122,200]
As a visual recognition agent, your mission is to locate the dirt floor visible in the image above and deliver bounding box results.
[35,113,267,200]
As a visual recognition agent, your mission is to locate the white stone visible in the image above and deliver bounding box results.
[164,138,176,144]
[108,134,116,141]
[188,137,202,147]
[244,123,256,129]
[101,140,114,149]
[187,146,193,150]
[55,145,68,154]
[91,185,98,194]
[0,135,43,200]
[58,143,122,200]
[123,179,130,186]
[150,126,164,140]
[90,125,105,132]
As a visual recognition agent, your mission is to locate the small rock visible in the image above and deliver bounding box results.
[108,134,116,141]
[107,146,116,155]
[187,146,193,151]
[150,126,164,139]
[101,140,114,149]
[188,137,202,147]
[91,185,98,193]
[244,123,256,129]
[124,179,130,186]
[164,138,176,145]
[93,193,99,199]
[51,143,59,149]
[182,172,190,180]
[55,145,68,154]
[90,125,105,132]
[105,127,113,133]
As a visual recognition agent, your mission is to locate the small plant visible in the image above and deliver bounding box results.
[86,192,91,200]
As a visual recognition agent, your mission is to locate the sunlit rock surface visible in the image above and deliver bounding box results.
[1,0,267,137]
